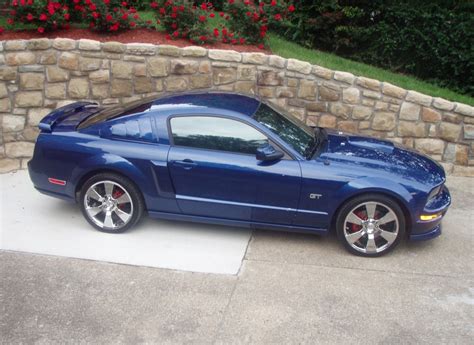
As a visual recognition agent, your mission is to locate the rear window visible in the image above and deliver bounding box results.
[78,98,155,129]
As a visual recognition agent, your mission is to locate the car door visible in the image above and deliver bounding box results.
[167,115,302,225]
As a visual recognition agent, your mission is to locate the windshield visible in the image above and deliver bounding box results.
[253,103,316,158]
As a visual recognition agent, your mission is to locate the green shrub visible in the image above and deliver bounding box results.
[277,0,474,96]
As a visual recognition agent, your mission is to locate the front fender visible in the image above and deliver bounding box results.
[328,176,415,221]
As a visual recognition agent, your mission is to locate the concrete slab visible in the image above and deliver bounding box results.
[246,176,474,278]
[0,171,252,275]
[0,251,236,344]
[215,260,474,344]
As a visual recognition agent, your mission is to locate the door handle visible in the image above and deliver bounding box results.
[173,159,197,170]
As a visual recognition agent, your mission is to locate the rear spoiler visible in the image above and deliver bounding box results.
[38,101,98,133]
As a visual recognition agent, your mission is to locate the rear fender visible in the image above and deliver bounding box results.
[68,153,150,201]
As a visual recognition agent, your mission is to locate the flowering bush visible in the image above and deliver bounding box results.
[79,0,140,32]
[150,0,213,45]
[9,0,71,33]
[224,0,295,45]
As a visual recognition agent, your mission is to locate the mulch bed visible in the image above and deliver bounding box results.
[0,28,270,53]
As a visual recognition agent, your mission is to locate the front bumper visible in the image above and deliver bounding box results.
[409,185,451,241]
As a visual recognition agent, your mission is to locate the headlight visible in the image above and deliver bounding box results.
[428,185,442,201]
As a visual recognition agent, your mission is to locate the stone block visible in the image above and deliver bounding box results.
[126,43,156,55]
[454,103,474,117]
[171,60,199,75]
[342,87,360,104]
[352,106,372,120]
[89,70,110,84]
[190,75,212,89]
[406,91,432,107]
[165,77,188,92]
[399,102,420,120]
[182,46,207,57]
[329,103,351,119]
[19,73,44,90]
[421,107,441,123]
[464,124,474,140]
[213,68,237,85]
[319,85,340,101]
[242,53,267,65]
[0,98,11,112]
[68,78,90,99]
[398,121,426,137]
[91,84,109,99]
[39,51,57,65]
[356,77,380,90]
[46,83,67,99]
[0,158,21,173]
[135,78,154,94]
[2,115,25,132]
[79,57,102,72]
[287,59,312,74]
[334,71,355,84]
[111,79,133,97]
[372,112,396,131]
[432,97,454,111]
[258,71,283,86]
[58,52,79,70]
[15,92,43,107]
[382,83,406,99]
[5,52,36,66]
[269,55,286,68]
[147,57,169,77]
[5,141,35,158]
[0,83,8,98]
[26,38,51,50]
[112,61,133,79]
[78,39,101,51]
[103,42,125,53]
[439,122,461,142]
[319,115,337,128]
[28,108,51,126]
[312,66,332,80]
[53,38,76,50]
[158,45,180,57]
[414,138,445,155]
[209,49,241,62]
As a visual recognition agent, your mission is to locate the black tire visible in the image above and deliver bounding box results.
[79,172,144,233]
[336,194,405,257]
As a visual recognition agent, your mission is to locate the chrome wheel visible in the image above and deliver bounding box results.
[343,201,399,254]
[83,180,134,231]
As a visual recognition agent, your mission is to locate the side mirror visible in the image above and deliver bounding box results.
[256,144,284,162]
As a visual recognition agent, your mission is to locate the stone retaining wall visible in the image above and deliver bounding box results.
[1,38,473,176]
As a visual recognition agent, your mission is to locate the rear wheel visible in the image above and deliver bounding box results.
[336,194,405,257]
[80,173,144,233]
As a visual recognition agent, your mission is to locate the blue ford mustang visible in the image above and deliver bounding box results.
[28,92,451,256]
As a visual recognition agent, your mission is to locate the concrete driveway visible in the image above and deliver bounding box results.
[1,173,473,344]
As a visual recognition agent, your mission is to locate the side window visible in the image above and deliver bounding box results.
[106,115,155,142]
[170,116,268,155]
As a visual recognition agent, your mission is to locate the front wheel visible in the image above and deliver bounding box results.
[336,194,405,257]
[80,173,144,233]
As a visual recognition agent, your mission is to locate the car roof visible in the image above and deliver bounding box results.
[149,92,261,117]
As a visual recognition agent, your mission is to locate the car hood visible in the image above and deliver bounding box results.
[319,129,445,186]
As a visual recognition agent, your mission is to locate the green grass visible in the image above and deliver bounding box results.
[268,34,474,106]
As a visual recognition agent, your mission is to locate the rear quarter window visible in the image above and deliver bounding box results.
[103,115,155,143]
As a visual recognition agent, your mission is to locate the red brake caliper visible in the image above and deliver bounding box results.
[350,210,367,233]
[113,189,125,209]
